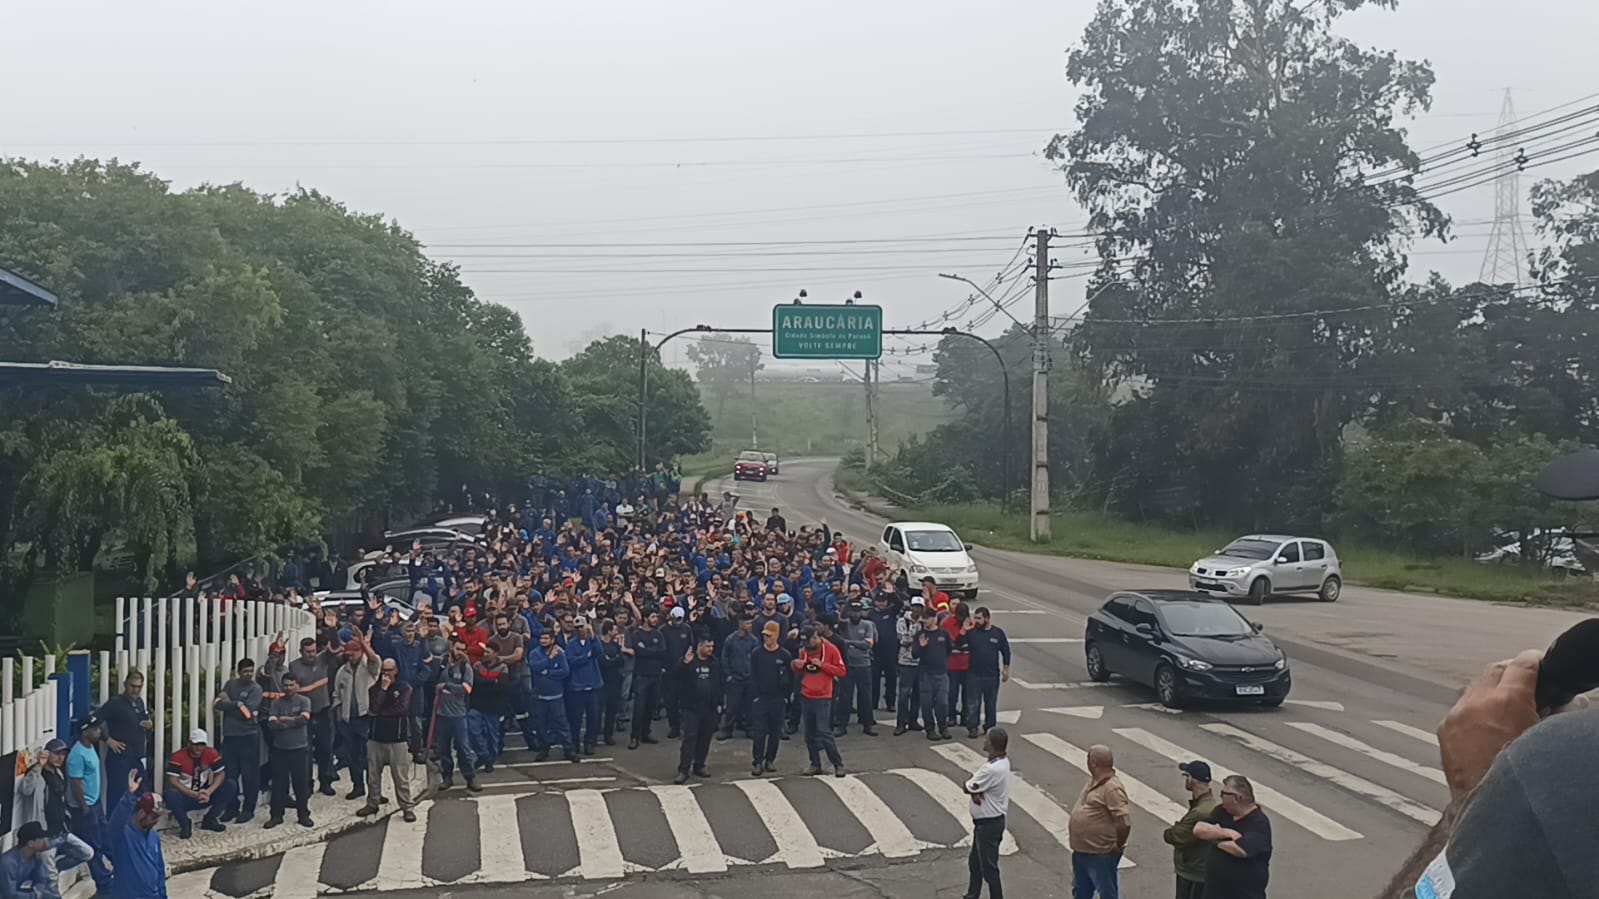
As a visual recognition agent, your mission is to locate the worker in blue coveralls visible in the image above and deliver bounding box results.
[528,629,581,763]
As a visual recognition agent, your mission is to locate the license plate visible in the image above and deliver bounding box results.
[1235,685,1265,696]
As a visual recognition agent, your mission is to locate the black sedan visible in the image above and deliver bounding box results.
[1084,590,1290,708]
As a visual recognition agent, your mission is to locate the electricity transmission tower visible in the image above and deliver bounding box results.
[1479,88,1529,287]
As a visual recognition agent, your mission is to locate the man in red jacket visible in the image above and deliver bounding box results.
[792,622,847,777]
[943,603,973,732]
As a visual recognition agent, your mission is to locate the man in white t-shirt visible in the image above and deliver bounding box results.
[963,726,1012,899]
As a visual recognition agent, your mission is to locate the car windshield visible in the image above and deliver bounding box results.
[905,530,962,552]
[1217,539,1279,560]
[1160,601,1255,637]
[738,452,764,462]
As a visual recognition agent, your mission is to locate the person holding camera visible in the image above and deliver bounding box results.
[792,620,847,777]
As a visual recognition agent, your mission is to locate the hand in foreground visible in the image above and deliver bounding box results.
[1438,649,1543,801]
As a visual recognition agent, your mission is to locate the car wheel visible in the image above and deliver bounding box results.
[1259,694,1286,708]
[1318,576,1341,602]
[1247,577,1270,605]
[1085,643,1111,682]
[1155,664,1184,709]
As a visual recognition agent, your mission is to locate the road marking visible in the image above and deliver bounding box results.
[1125,703,1184,715]
[1373,720,1439,746]
[890,767,1017,855]
[1021,732,1186,822]
[165,869,216,899]
[475,776,617,789]
[1284,700,1346,712]
[1114,727,1362,841]
[820,775,927,859]
[1286,723,1447,785]
[1012,679,1112,690]
[567,789,627,879]
[370,800,431,891]
[474,794,535,882]
[501,757,616,767]
[1009,638,1083,644]
[648,785,728,874]
[996,709,1021,725]
[1202,723,1439,825]
[1041,706,1104,719]
[733,778,828,868]
[267,842,327,898]
[933,741,1135,869]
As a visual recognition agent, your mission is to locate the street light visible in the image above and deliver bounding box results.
[937,272,1027,330]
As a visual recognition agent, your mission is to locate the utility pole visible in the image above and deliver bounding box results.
[864,360,879,468]
[1480,88,1528,287]
[637,327,649,469]
[749,347,759,449]
[1030,228,1051,541]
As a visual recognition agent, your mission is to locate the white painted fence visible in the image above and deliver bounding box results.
[112,596,318,773]
[3,596,316,853]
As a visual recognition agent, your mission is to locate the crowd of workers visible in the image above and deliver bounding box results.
[2,464,1024,899]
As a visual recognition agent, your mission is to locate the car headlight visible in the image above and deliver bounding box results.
[1225,567,1251,578]
[911,564,929,574]
[1274,656,1287,670]
[965,564,979,573]
[1176,656,1213,672]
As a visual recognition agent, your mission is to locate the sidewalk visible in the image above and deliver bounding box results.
[165,765,431,874]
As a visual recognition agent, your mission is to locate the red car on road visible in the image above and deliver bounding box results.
[733,450,769,481]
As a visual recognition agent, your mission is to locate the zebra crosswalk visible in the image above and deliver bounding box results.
[181,705,1453,897]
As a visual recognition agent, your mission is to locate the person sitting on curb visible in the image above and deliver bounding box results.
[162,729,234,839]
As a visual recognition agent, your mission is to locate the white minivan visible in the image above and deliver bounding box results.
[879,521,980,598]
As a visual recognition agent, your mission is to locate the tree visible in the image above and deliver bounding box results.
[563,335,712,469]
[0,157,692,615]
[685,334,763,420]
[1050,0,1444,528]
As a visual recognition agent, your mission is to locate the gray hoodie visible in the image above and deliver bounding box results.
[836,617,877,671]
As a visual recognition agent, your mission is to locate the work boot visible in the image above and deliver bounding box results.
[968,727,981,739]
[693,767,710,778]
[534,750,549,762]
[298,815,314,828]
[751,762,764,777]
[467,781,483,793]
[264,816,284,829]
[357,804,379,817]
[200,817,226,833]
[628,737,640,750]
[804,765,823,776]
[834,765,845,778]
[673,770,689,785]
[763,762,778,774]
[176,818,193,839]
[345,786,365,801]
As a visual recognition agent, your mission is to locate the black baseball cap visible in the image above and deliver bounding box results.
[1178,760,1212,783]
[16,821,47,843]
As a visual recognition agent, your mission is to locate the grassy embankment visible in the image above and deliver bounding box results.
[834,464,1596,607]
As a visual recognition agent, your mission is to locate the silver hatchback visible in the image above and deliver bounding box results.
[1188,535,1342,604]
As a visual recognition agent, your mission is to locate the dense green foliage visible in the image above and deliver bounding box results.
[878,0,1599,562]
[0,160,709,601]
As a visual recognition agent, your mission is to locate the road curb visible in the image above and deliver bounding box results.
[166,771,433,874]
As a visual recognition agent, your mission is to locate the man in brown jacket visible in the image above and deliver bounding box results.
[360,658,416,821]
[1067,743,1131,899]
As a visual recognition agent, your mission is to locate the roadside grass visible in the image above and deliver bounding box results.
[678,453,732,496]
[836,469,1597,608]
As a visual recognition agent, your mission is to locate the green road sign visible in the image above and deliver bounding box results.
[771,303,883,359]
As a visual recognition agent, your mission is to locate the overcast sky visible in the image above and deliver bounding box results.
[6,0,1597,375]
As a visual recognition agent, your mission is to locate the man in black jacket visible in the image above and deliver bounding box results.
[912,607,954,741]
[748,621,795,776]
[675,637,725,783]
[626,611,668,749]
[660,607,695,740]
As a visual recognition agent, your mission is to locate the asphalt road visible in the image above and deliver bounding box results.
[172,458,1591,898]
